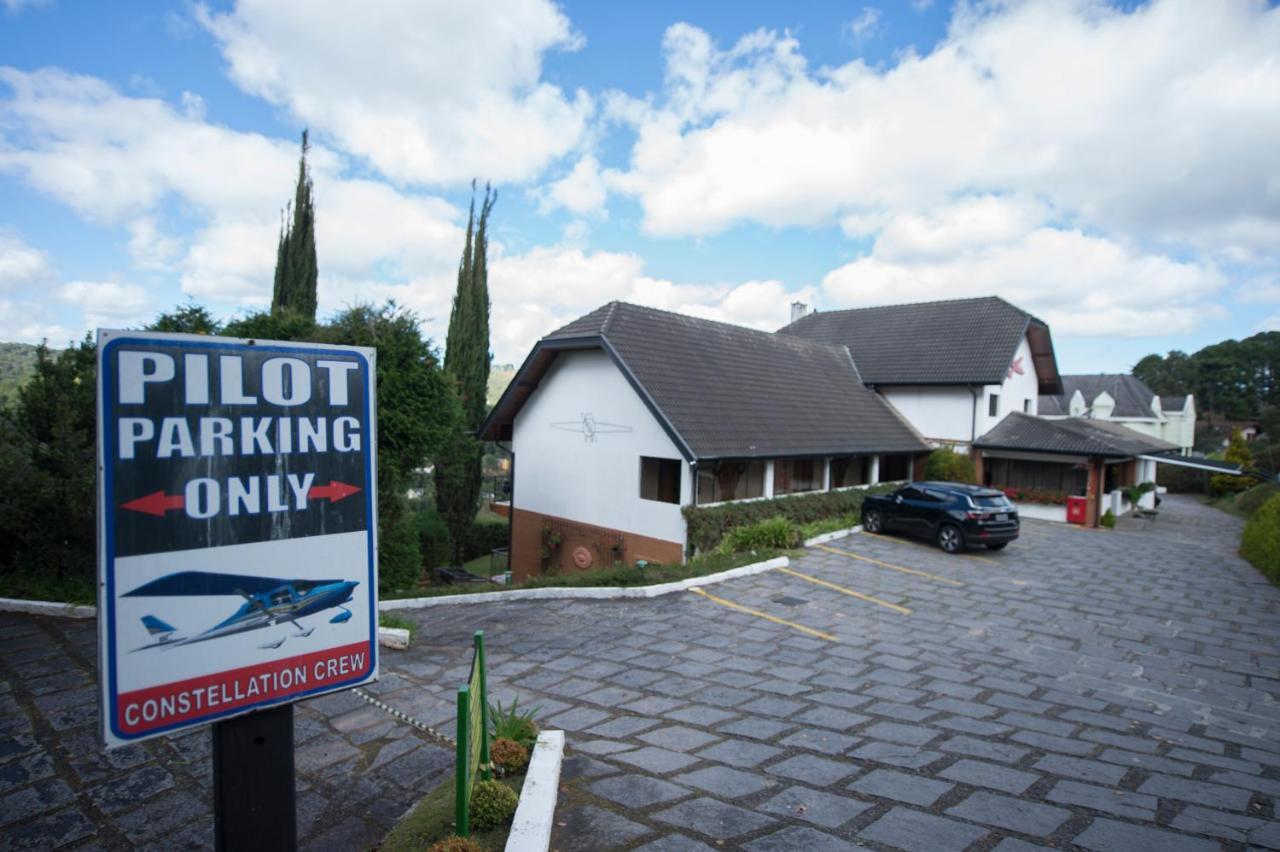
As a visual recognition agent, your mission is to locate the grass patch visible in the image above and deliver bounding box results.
[380,771,521,852]
[0,572,95,605]
[381,548,789,601]
[795,514,860,540]
[378,612,416,637]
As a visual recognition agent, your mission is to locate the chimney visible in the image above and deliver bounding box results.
[790,301,809,323]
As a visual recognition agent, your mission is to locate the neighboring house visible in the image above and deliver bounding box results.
[1039,374,1196,455]
[778,296,1062,450]
[481,302,931,581]
[973,413,1179,526]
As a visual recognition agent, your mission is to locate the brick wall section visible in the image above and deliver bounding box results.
[509,507,685,583]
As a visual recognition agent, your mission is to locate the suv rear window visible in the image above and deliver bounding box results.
[971,495,1007,508]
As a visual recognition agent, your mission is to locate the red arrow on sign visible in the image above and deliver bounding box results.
[121,491,186,516]
[307,481,362,503]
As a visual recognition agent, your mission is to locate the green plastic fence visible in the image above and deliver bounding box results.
[455,630,491,836]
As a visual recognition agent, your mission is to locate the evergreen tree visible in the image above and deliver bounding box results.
[437,183,497,565]
[272,130,318,321]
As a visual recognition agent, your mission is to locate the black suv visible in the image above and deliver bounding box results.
[861,481,1019,553]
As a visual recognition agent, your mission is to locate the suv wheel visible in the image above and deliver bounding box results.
[863,509,882,533]
[937,524,964,554]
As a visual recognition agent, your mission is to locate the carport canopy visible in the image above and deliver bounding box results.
[1137,450,1242,476]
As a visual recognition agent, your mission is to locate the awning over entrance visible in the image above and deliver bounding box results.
[1137,451,1243,476]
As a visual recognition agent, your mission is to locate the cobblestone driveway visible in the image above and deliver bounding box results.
[3,495,1278,850]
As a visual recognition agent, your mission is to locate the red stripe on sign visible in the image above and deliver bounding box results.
[116,641,372,734]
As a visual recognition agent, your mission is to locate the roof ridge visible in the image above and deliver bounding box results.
[782,294,1017,325]
[605,301,856,358]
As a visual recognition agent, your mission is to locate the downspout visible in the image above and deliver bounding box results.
[969,385,980,445]
[498,440,514,577]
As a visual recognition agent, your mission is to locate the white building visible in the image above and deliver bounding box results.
[1038,375,1196,455]
[777,296,1063,451]
[481,302,931,581]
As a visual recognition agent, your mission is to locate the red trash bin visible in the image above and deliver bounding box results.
[1066,496,1088,525]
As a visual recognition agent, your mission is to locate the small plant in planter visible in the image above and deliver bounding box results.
[428,837,483,852]
[489,697,540,749]
[489,737,530,776]
[1101,509,1116,528]
[470,779,519,831]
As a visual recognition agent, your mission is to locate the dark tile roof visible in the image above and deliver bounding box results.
[975,412,1178,458]
[485,302,930,460]
[777,296,1061,393]
[1160,395,1189,412]
[1039,374,1160,419]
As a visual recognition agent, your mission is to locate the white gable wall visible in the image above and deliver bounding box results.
[879,336,1043,449]
[512,349,690,545]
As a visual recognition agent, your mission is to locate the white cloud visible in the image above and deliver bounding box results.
[59,279,152,326]
[198,0,592,185]
[2,0,52,14]
[845,8,883,47]
[0,234,52,291]
[0,67,466,322]
[1237,277,1280,304]
[608,0,1280,258]
[482,244,814,362]
[823,198,1227,337]
[541,155,609,216]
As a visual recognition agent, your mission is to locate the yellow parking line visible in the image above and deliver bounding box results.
[859,531,1001,566]
[687,587,837,642]
[779,567,912,615]
[814,544,965,587]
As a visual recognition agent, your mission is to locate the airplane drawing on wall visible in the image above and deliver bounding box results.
[550,412,632,443]
[124,571,359,651]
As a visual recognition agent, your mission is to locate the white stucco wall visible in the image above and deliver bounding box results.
[879,386,977,446]
[880,336,1043,448]
[512,349,690,545]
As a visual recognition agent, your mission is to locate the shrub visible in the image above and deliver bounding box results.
[718,516,800,554]
[1240,493,1280,583]
[1211,429,1255,496]
[470,779,519,831]
[996,486,1069,505]
[416,506,452,569]
[1158,464,1209,494]
[1123,481,1155,507]
[923,450,977,483]
[462,519,509,561]
[683,485,895,553]
[795,514,860,540]
[428,838,483,852]
[489,697,539,748]
[1100,509,1116,528]
[1235,482,1280,517]
[490,737,530,775]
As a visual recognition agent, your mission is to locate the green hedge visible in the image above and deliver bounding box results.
[416,507,508,569]
[683,485,895,553]
[923,450,977,483]
[718,517,800,554]
[1241,492,1280,584]
[1235,482,1280,517]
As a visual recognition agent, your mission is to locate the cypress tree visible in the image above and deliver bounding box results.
[272,130,318,321]
[438,182,497,565]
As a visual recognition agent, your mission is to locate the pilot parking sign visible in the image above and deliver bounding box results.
[96,331,378,747]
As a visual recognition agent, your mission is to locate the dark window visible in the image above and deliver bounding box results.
[774,458,819,495]
[1023,399,1033,413]
[923,489,949,503]
[879,454,911,482]
[696,460,766,504]
[988,394,1000,417]
[830,455,869,488]
[899,486,925,501]
[984,458,1088,495]
[640,456,681,504]
[971,494,1008,507]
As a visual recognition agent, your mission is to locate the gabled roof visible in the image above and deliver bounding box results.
[1039,374,1160,419]
[480,302,930,460]
[777,296,1062,395]
[975,412,1178,458]
[1160,395,1190,412]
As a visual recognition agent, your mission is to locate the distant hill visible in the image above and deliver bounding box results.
[487,363,515,407]
[0,342,43,410]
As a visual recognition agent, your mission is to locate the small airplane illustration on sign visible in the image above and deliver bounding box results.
[1007,356,1025,379]
[550,413,632,443]
[124,571,358,651]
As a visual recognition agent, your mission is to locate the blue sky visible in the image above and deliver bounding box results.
[1,0,1277,374]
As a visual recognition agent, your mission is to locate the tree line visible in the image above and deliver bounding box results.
[1132,332,1279,420]
[0,132,498,599]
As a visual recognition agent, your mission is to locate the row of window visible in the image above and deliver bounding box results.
[987,393,1035,417]
[639,454,912,505]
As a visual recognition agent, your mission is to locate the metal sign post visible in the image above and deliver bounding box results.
[95,331,379,847]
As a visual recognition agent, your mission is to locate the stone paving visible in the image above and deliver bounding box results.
[2,494,1279,850]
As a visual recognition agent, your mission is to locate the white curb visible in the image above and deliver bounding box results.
[377,626,410,649]
[0,597,95,619]
[380,555,789,611]
[803,524,863,547]
[505,730,564,852]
